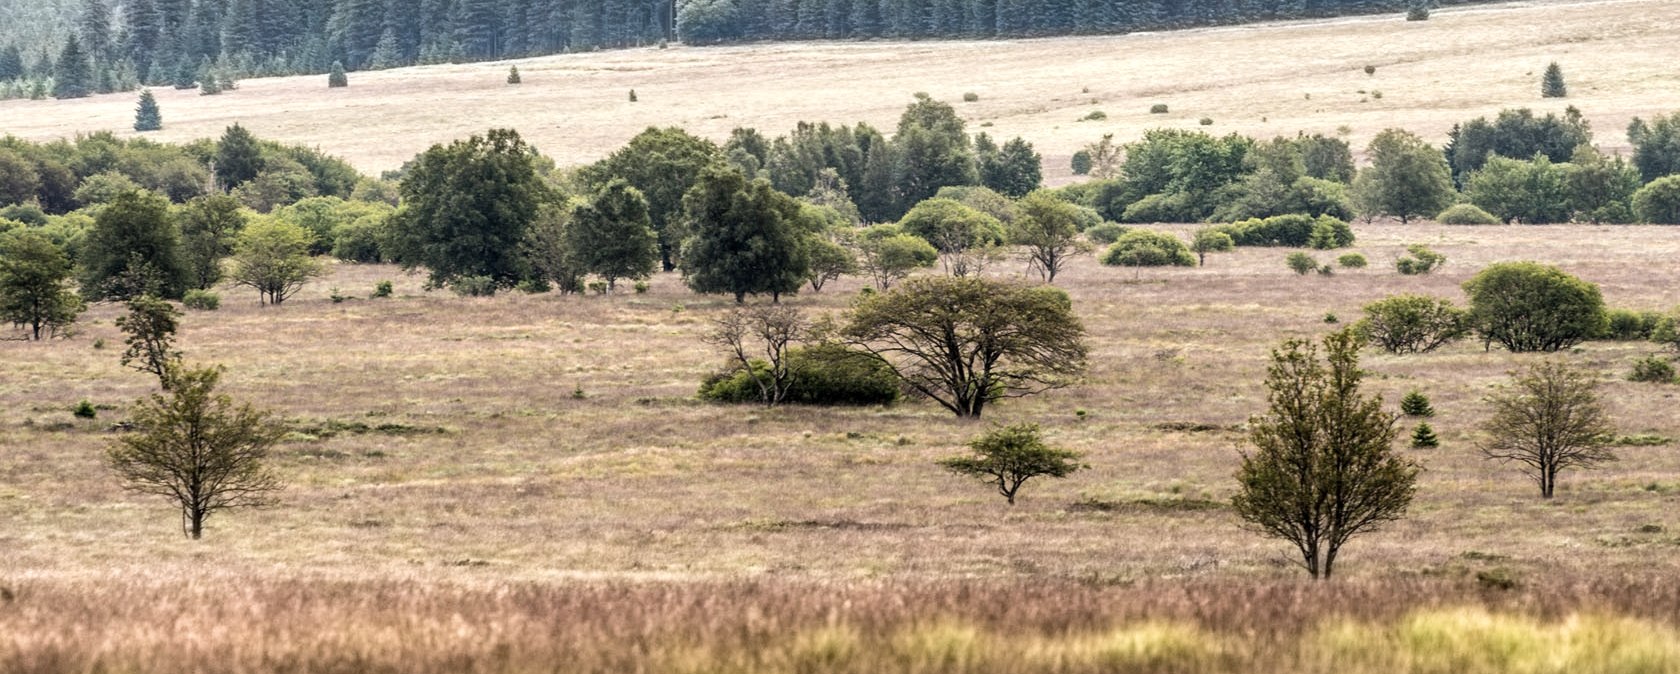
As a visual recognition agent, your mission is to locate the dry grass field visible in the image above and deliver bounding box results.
[3,0,1680,181]
[3,222,1680,670]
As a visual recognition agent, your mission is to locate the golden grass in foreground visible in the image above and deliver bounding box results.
[4,574,1680,673]
[2,0,1678,178]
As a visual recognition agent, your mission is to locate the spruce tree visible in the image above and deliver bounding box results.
[328,61,348,87]
[214,123,264,191]
[52,34,95,99]
[507,66,521,84]
[134,89,162,131]
[1542,62,1567,98]
[1399,389,1434,417]
[173,57,198,89]
[0,45,24,81]
[1410,422,1440,449]
[79,0,114,61]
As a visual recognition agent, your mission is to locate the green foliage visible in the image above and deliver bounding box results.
[1357,294,1470,354]
[1080,110,1107,121]
[79,189,190,300]
[51,34,93,99]
[181,289,219,311]
[975,136,1042,198]
[115,295,181,386]
[700,344,900,406]
[132,89,161,131]
[1199,117,1214,126]
[1464,262,1606,353]
[1285,252,1318,275]
[451,276,498,297]
[1070,150,1092,176]
[1628,112,1680,182]
[1084,222,1127,244]
[0,229,85,340]
[1401,390,1434,417]
[387,129,546,290]
[1150,103,1169,114]
[962,92,979,102]
[1113,129,1252,222]
[1011,191,1091,283]
[215,124,264,192]
[1564,146,1641,224]
[372,280,393,298]
[106,365,284,539]
[1600,309,1663,341]
[1410,422,1440,448]
[1406,5,1429,20]
[568,179,659,292]
[73,399,97,419]
[1337,253,1367,268]
[330,213,392,263]
[177,194,245,290]
[1212,214,1320,247]
[230,218,323,305]
[939,423,1084,505]
[893,94,980,214]
[1101,229,1197,268]
[1306,216,1355,249]
[1233,329,1417,579]
[844,276,1087,418]
[856,227,937,290]
[506,66,520,84]
[680,166,809,302]
[583,127,721,271]
[1480,361,1616,498]
[1464,155,1573,224]
[1190,228,1235,266]
[327,61,348,87]
[1435,203,1501,225]
[1629,356,1677,384]
[1541,62,1567,98]
[1395,245,1445,276]
[898,197,1005,276]
[1633,175,1680,225]
[1352,129,1456,223]
[1446,107,1593,183]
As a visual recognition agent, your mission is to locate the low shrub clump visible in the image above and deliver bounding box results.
[1356,294,1470,354]
[1212,214,1352,249]
[182,290,220,310]
[1395,245,1445,275]
[1150,103,1169,114]
[1286,252,1319,275]
[1085,222,1128,244]
[699,344,900,406]
[1101,229,1197,268]
[1629,356,1677,383]
[1601,309,1664,341]
[1436,203,1501,225]
[1338,253,1368,269]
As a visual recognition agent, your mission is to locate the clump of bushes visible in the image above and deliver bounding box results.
[1286,252,1319,275]
[1396,245,1445,275]
[1081,110,1107,121]
[962,92,979,102]
[1084,222,1128,244]
[452,276,498,297]
[1629,356,1677,383]
[182,290,220,311]
[1436,203,1501,225]
[1355,294,1470,354]
[1338,253,1368,269]
[699,344,900,406]
[1600,309,1665,341]
[1211,214,1353,249]
[1101,229,1197,268]
[1633,175,1680,224]
[1307,217,1356,249]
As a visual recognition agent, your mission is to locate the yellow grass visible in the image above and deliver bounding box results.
[3,0,1679,179]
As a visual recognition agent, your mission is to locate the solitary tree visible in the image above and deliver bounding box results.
[328,60,348,87]
[133,89,162,131]
[506,66,521,84]
[231,219,324,305]
[856,231,937,290]
[1190,228,1235,266]
[1010,191,1092,283]
[107,365,285,539]
[1463,262,1605,353]
[115,295,182,387]
[1232,329,1419,580]
[566,179,658,293]
[940,423,1084,505]
[1355,294,1471,354]
[0,230,85,340]
[845,277,1088,418]
[177,194,247,290]
[704,304,807,407]
[680,166,809,302]
[1541,62,1567,98]
[1479,361,1615,499]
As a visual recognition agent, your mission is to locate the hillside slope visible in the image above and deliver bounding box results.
[2,0,1675,180]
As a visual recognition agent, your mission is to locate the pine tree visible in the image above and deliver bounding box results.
[123,0,162,79]
[628,88,637,101]
[1410,422,1440,449]
[173,56,199,89]
[0,45,25,81]
[80,0,114,61]
[1399,389,1434,417]
[52,35,95,99]
[328,61,349,87]
[134,89,163,131]
[1542,62,1567,98]
[215,123,265,190]
[368,29,402,69]
[507,65,521,84]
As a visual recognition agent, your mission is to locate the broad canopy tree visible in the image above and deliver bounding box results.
[387,128,547,290]
[583,127,723,272]
[679,166,810,303]
[0,230,85,340]
[566,179,659,292]
[1479,361,1616,499]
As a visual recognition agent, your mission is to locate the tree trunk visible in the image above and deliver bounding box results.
[189,507,205,539]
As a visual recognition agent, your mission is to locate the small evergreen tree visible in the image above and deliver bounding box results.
[133,89,162,131]
[52,34,94,99]
[172,57,197,89]
[507,66,521,84]
[327,61,348,88]
[1400,390,1435,417]
[1541,62,1567,98]
[1411,422,1440,448]
[628,88,637,102]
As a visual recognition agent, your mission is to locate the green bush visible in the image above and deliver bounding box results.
[1400,390,1434,417]
[1356,294,1470,354]
[1629,356,1677,384]
[1307,216,1355,249]
[1338,253,1368,269]
[1395,245,1445,275]
[372,280,393,298]
[1464,261,1606,353]
[1150,104,1169,114]
[1085,222,1128,244]
[1406,5,1429,20]
[1601,309,1664,341]
[73,399,97,419]
[1101,229,1197,267]
[1653,314,1680,351]
[1199,117,1214,126]
[452,276,498,297]
[1121,192,1192,223]
[1070,150,1093,176]
[1633,175,1680,224]
[1286,252,1318,275]
[962,92,979,102]
[182,290,220,311]
[1436,203,1501,225]
[1213,214,1317,247]
[699,344,900,406]
[1081,110,1107,121]
[331,217,390,263]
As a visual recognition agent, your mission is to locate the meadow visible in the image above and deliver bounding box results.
[3,222,1679,671]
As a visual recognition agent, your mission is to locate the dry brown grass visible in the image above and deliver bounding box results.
[3,0,1678,180]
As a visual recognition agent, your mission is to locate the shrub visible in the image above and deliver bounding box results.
[1149,104,1169,114]
[1338,253,1368,268]
[1464,261,1606,353]
[1436,203,1501,225]
[1307,216,1355,249]
[331,217,390,263]
[634,280,650,294]
[1081,110,1107,121]
[1213,214,1317,247]
[1401,390,1434,417]
[1653,314,1680,351]
[1286,252,1318,275]
[1411,422,1440,448]
[1101,230,1197,268]
[1121,192,1192,223]
[507,66,521,84]
[1356,294,1471,354]
[452,276,498,297]
[699,344,900,406]
[327,61,348,88]
[1629,356,1677,383]
[1632,175,1680,224]
[1199,117,1214,126]
[1395,245,1445,275]
[1406,5,1429,20]
[1084,222,1128,244]
[372,280,393,298]
[182,289,220,311]
[628,89,637,102]
[1070,150,1093,176]
[962,92,979,102]
[1601,309,1663,341]
[73,399,97,419]
[1364,65,1377,75]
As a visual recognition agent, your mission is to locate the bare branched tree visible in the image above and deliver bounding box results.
[1479,360,1616,498]
[704,305,808,407]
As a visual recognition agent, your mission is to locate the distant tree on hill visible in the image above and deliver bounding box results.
[1542,62,1567,98]
[328,61,348,88]
[133,89,162,131]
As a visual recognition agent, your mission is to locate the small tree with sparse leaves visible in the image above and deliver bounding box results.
[940,423,1084,505]
[1479,361,1615,499]
[116,295,182,388]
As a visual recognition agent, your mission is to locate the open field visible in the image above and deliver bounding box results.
[4,0,1680,180]
[3,222,1680,668]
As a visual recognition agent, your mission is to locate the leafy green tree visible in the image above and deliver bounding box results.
[1395,244,1446,275]
[1285,251,1318,275]
[1541,62,1567,98]
[214,123,265,192]
[133,89,162,131]
[1464,262,1606,353]
[0,230,85,340]
[856,228,937,290]
[0,149,41,208]
[1633,175,1680,225]
[1465,155,1572,224]
[387,129,547,289]
[176,195,246,290]
[519,202,585,294]
[893,93,978,213]
[107,365,284,539]
[80,190,190,300]
[231,219,323,305]
[584,127,722,271]
[1190,228,1235,266]
[1564,146,1640,223]
[1627,112,1680,182]
[1356,294,1470,354]
[978,136,1043,198]
[52,34,95,99]
[897,197,1004,276]
[940,423,1084,505]
[1352,129,1456,223]
[116,294,182,387]
[1480,361,1615,499]
[844,276,1087,418]
[680,167,809,302]
[804,234,857,292]
[566,179,658,292]
[1233,329,1418,580]
[1100,229,1197,269]
[1010,191,1091,283]
[1446,108,1592,183]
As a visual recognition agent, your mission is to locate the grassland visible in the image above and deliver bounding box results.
[4,0,1680,181]
[3,222,1680,670]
